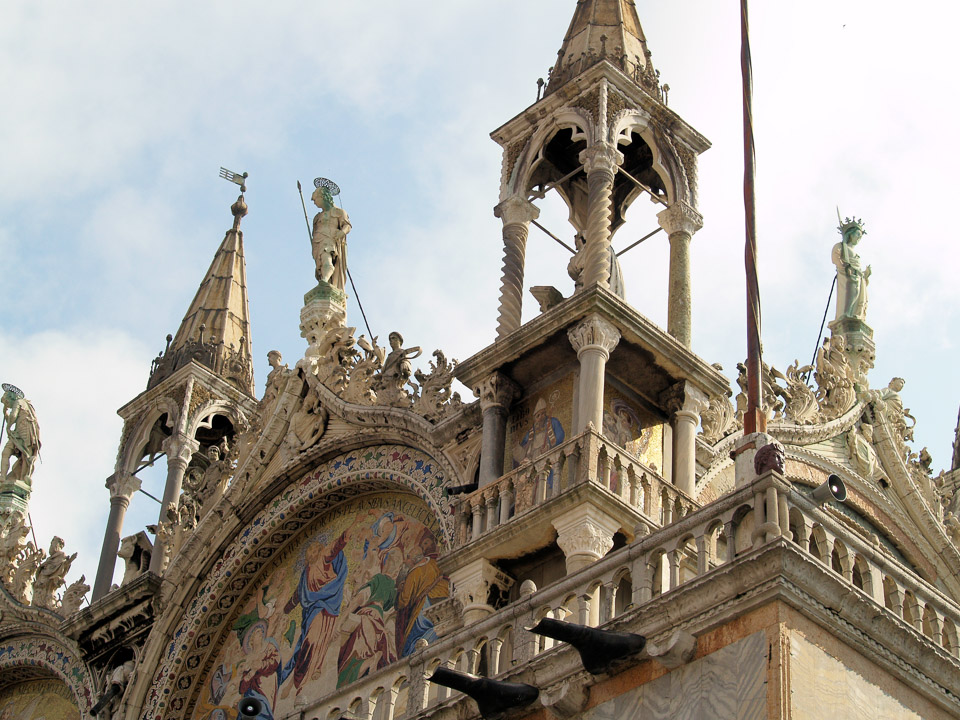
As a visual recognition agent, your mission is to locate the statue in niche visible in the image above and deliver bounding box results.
[567,233,626,298]
[376,332,422,406]
[32,536,76,609]
[832,217,871,322]
[311,182,350,290]
[0,384,41,488]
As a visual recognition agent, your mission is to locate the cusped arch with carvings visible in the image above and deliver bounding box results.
[116,399,179,476]
[610,112,682,205]
[509,111,592,198]
[137,442,454,720]
[0,628,95,714]
[184,398,249,441]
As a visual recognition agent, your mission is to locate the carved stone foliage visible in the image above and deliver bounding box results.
[61,575,90,615]
[813,335,857,420]
[567,313,621,357]
[474,372,520,411]
[413,350,463,422]
[699,367,737,444]
[731,339,856,428]
[143,444,453,719]
[304,325,462,421]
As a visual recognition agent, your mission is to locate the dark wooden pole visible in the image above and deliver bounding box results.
[741,0,765,434]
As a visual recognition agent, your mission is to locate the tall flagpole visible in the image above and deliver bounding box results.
[741,0,765,435]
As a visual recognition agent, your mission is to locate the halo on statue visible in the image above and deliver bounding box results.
[313,177,340,196]
[1,383,23,399]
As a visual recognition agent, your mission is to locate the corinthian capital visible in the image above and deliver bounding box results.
[660,380,709,417]
[494,196,540,226]
[106,473,141,501]
[161,433,199,466]
[567,314,621,358]
[579,143,624,176]
[657,200,703,236]
[474,372,520,411]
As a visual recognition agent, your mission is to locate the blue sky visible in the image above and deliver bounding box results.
[2,1,958,594]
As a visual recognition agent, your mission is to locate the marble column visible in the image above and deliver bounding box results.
[662,382,708,497]
[568,314,621,434]
[494,197,540,339]
[149,433,199,573]
[92,472,141,601]
[657,201,703,348]
[475,372,520,488]
[578,143,624,290]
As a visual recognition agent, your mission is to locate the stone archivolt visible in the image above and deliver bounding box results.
[139,443,454,719]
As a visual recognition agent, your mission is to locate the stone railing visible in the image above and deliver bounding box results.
[302,471,960,720]
[451,428,698,547]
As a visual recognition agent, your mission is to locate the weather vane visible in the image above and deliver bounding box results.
[219,167,248,193]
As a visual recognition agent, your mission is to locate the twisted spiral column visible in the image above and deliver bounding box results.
[578,144,624,290]
[494,197,540,338]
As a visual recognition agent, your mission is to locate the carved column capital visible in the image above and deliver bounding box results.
[161,434,199,468]
[494,196,540,226]
[106,473,141,502]
[660,381,709,418]
[657,200,703,237]
[579,143,624,178]
[567,314,621,360]
[449,558,515,625]
[553,505,620,573]
[474,372,520,412]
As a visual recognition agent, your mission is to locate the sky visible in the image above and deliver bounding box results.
[1,0,959,600]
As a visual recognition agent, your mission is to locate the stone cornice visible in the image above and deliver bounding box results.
[490,61,710,155]
[116,359,257,422]
[455,285,729,399]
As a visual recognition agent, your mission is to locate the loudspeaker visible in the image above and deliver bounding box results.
[811,474,846,505]
[238,697,264,718]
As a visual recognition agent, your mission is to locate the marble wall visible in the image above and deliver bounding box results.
[789,632,941,720]
[584,631,767,720]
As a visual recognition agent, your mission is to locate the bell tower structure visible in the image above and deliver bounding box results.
[91,194,258,601]
[455,0,727,603]
[492,0,709,348]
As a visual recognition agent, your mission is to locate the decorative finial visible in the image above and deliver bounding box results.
[231,194,248,231]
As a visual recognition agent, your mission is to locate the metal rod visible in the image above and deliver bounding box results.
[132,452,165,476]
[531,220,576,254]
[741,0,765,434]
[137,487,163,505]
[530,165,586,200]
[615,226,663,257]
[803,274,837,384]
[616,166,668,206]
[27,512,38,550]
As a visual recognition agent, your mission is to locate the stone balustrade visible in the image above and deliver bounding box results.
[302,470,960,720]
[452,428,699,546]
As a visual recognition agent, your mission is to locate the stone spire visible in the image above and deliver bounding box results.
[148,195,254,396]
[546,0,658,95]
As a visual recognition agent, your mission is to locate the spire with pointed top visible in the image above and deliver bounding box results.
[147,195,254,395]
[546,0,658,96]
